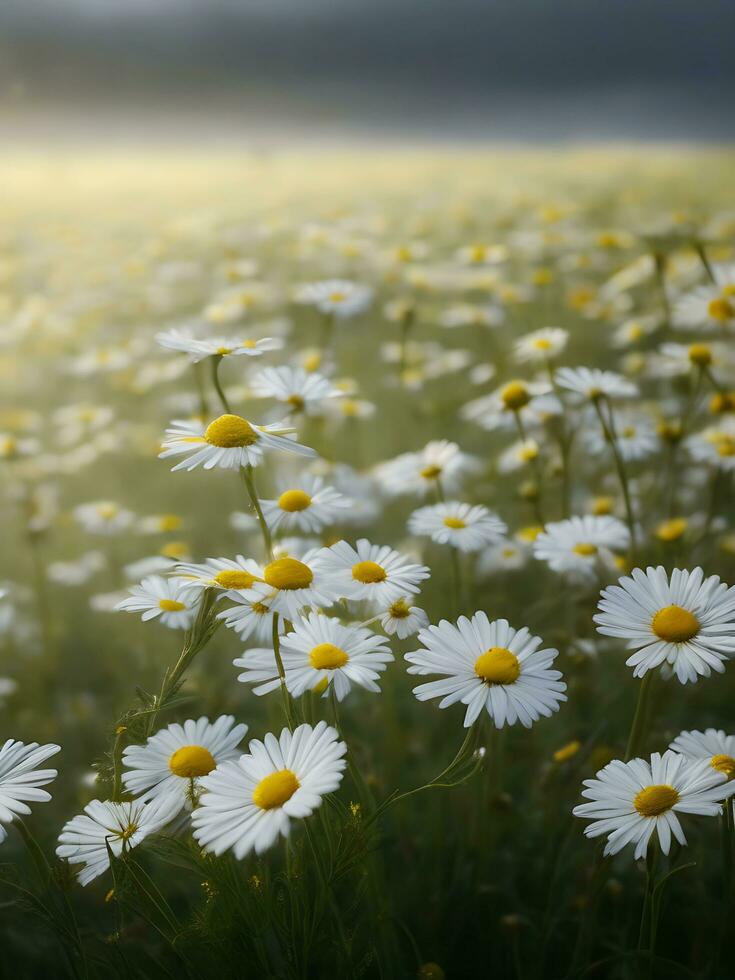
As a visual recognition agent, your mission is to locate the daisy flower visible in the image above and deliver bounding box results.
[594,566,735,683]
[534,516,630,580]
[122,716,247,814]
[116,574,199,629]
[73,501,135,536]
[191,721,347,859]
[406,612,566,728]
[514,327,568,363]
[260,475,351,534]
[242,552,339,621]
[669,729,735,780]
[173,556,264,596]
[687,421,735,472]
[0,739,60,843]
[380,597,429,639]
[408,501,507,552]
[555,366,638,402]
[476,540,528,575]
[374,440,479,498]
[581,410,659,462]
[155,329,283,362]
[498,438,541,473]
[250,366,342,415]
[57,796,177,886]
[673,284,735,332]
[159,414,317,472]
[572,750,735,859]
[217,592,279,644]
[234,612,393,701]
[296,280,373,319]
[317,539,430,606]
[461,385,560,433]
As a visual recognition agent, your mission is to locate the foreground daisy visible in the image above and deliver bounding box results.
[572,750,735,859]
[191,721,347,858]
[122,716,247,814]
[259,475,351,534]
[669,729,735,780]
[218,592,278,644]
[533,516,630,580]
[406,613,566,728]
[243,552,339,621]
[234,612,393,701]
[0,739,60,843]
[57,796,177,885]
[116,575,199,629]
[408,501,507,552]
[318,539,430,606]
[594,566,735,683]
[173,556,263,596]
[159,414,316,472]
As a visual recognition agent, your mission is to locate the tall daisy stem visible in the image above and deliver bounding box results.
[624,672,653,762]
[240,465,273,559]
[593,397,638,558]
[272,613,295,730]
[210,354,232,413]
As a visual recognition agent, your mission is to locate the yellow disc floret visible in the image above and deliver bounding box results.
[711,755,735,779]
[688,343,713,366]
[214,569,259,590]
[651,605,699,643]
[278,489,312,512]
[204,414,259,448]
[573,542,598,556]
[169,745,216,778]
[159,598,186,612]
[501,381,531,411]
[263,557,313,590]
[634,784,679,817]
[352,560,387,584]
[443,516,466,529]
[253,769,300,810]
[309,643,349,669]
[708,297,734,323]
[474,647,521,685]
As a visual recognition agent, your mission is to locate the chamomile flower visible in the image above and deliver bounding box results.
[673,284,735,332]
[296,280,373,319]
[461,384,559,433]
[116,575,199,629]
[57,796,177,886]
[122,716,247,814]
[318,539,430,606]
[173,556,263,596]
[260,475,351,534]
[155,329,283,361]
[476,540,527,575]
[374,440,479,498]
[218,593,279,644]
[234,613,393,701]
[572,751,735,859]
[191,721,347,858]
[406,613,566,728]
[687,421,735,471]
[594,566,735,683]
[555,367,638,402]
[581,410,659,462]
[408,501,507,552]
[73,501,135,535]
[0,740,60,843]
[514,327,568,363]
[669,729,735,779]
[159,414,317,472]
[250,366,342,415]
[534,516,630,580]
[243,553,338,621]
[380,598,429,638]
[498,438,541,473]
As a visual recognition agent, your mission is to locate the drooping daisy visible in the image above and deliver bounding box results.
[572,751,735,859]
[514,327,568,363]
[191,721,347,858]
[155,328,283,361]
[555,366,638,402]
[250,366,342,416]
[533,516,630,580]
[234,612,393,701]
[159,414,317,472]
[406,613,566,728]
[217,592,279,644]
[594,566,735,683]
[408,501,507,552]
[242,552,339,621]
[260,475,351,534]
[296,280,373,319]
[173,556,264,596]
[122,716,247,814]
[57,796,177,886]
[317,539,430,606]
[73,501,135,535]
[669,729,735,780]
[116,575,199,629]
[380,597,430,639]
[373,440,480,498]
[0,739,60,843]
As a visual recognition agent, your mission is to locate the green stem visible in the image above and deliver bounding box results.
[272,612,295,730]
[240,465,273,559]
[625,672,653,762]
[210,354,231,413]
[593,397,638,558]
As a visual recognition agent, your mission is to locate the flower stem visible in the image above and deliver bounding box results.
[593,397,638,558]
[625,672,653,762]
[210,354,231,413]
[240,465,273,559]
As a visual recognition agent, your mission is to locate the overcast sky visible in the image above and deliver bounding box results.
[2,0,734,142]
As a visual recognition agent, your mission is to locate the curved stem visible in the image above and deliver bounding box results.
[210,355,231,413]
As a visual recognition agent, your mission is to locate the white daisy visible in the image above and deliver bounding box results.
[461,384,560,433]
[476,540,528,575]
[673,284,735,332]
[217,592,279,644]
[572,750,735,859]
[498,438,541,474]
[234,612,393,701]
[373,440,479,498]
[56,796,177,886]
[581,410,659,462]
[687,421,735,472]
[191,721,347,858]
[408,501,507,552]
[406,613,566,729]
[669,729,735,780]
[380,597,430,639]
[594,566,735,683]
[155,329,283,362]
[555,366,638,402]
[317,538,430,606]
[533,516,630,580]
[242,552,339,621]
[250,366,342,416]
[116,575,199,629]
[73,501,135,536]
[260,475,351,534]
[0,739,60,843]
[159,414,317,472]
[173,556,264,596]
[514,327,568,363]
[122,716,247,815]
[296,280,373,319]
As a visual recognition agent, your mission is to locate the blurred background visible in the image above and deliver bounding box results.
[2,0,734,146]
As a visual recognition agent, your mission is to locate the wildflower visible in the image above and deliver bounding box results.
[155,329,284,361]
[318,539,430,606]
[408,501,506,552]
[514,327,568,363]
[73,501,135,535]
[380,598,429,638]
[296,280,373,318]
[533,516,630,580]
[374,440,479,498]
[260,476,351,534]
[241,551,339,621]
[0,740,60,843]
[555,367,638,402]
[116,575,199,629]
[173,556,264,596]
[250,366,343,415]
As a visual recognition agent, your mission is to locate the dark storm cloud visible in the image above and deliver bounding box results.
[2,0,734,139]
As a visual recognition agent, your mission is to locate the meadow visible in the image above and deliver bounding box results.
[1,146,734,979]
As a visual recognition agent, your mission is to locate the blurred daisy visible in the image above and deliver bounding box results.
[138,513,184,535]
[234,612,393,701]
[0,739,60,844]
[594,566,735,683]
[374,440,479,498]
[514,327,568,363]
[191,721,347,858]
[251,366,342,415]
[555,367,638,402]
[380,597,429,638]
[572,750,735,859]
[318,539,430,605]
[123,716,247,814]
[534,516,630,579]
[476,540,527,575]
[461,384,560,433]
[687,421,735,471]
[297,280,373,319]
[159,414,316,472]
[582,410,659,462]
[174,556,263,595]
[670,729,735,779]
[673,284,735,332]
[406,612,566,728]
[155,329,283,361]
[116,575,199,629]
[408,501,506,552]
[260,475,350,534]
[57,796,176,886]
[498,438,541,473]
[74,501,135,535]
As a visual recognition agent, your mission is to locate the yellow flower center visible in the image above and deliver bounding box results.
[688,343,712,366]
[711,754,735,779]
[388,598,411,618]
[328,292,346,304]
[474,647,521,685]
[352,560,387,584]
[309,643,349,669]
[501,381,531,411]
[204,414,259,448]
[519,444,538,461]
[633,784,679,817]
[553,740,581,763]
[253,769,300,810]
[287,394,305,411]
[651,605,699,643]
[97,503,119,519]
[159,598,186,612]
[278,489,312,512]
[572,542,598,556]
[252,601,270,615]
[263,557,313,590]
[420,465,443,480]
[169,744,216,778]
[655,518,687,542]
[161,541,188,559]
[709,393,735,414]
[119,822,138,842]
[591,496,613,516]
[157,514,182,531]
[518,525,543,542]
[708,298,734,323]
[214,569,259,589]
[443,516,466,529]
[532,337,552,350]
[717,436,735,457]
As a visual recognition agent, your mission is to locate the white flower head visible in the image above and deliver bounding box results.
[317,538,430,606]
[408,501,507,552]
[380,597,429,639]
[514,327,568,363]
[0,740,60,844]
[116,575,199,629]
[260,475,351,534]
[155,329,284,362]
[251,366,342,415]
[534,516,630,580]
[555,366,638,402]
[296,280,373,319]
